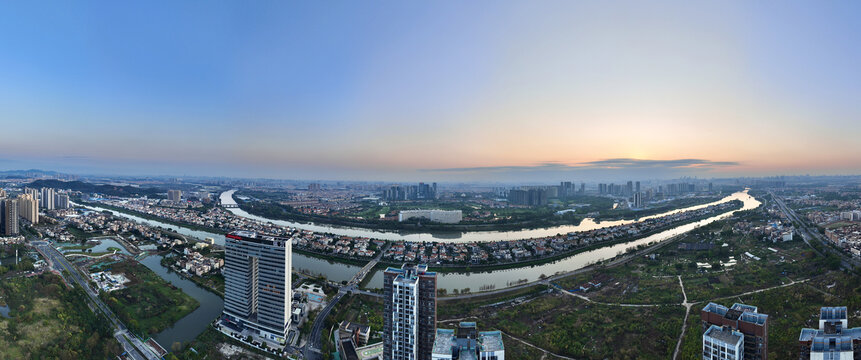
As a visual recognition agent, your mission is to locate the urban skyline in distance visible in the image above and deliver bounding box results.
[2,2,861,360]
[1,2,861,181]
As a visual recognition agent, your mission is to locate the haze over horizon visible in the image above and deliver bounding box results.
[1,1,860,182]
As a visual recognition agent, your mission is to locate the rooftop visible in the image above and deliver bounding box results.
[479,331,504,352]
[705,325,743,345]
[432,329,456,355]
[821,307,848,321]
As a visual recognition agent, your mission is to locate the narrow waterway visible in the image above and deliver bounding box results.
[138,254,224,347]
[222,190,747,242]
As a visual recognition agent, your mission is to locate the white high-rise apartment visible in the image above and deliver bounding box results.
[703,325,744,360]
[40,188,55,210]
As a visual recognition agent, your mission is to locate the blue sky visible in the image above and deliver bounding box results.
[0,1,860,181]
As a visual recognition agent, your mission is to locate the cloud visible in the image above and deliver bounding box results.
[426,158,739,173]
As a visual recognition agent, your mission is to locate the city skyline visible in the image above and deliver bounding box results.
[2,1,861,181]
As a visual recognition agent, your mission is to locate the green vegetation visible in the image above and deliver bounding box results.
[29,179,164,197]
[100,260,199,337]
[171,327,274,360]
[437,285,550,318]
[679,271,861,359]
[0,273,122,359]
[445,292,684,359]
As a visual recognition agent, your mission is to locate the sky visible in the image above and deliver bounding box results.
[0,1,859,182]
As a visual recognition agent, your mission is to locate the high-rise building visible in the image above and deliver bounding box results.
[703,325,744,360]
[2,199,19,236]
[633,192,643,209]
[580,182,585,194]
[799,306,861,359]
[0,189,5,198]
[167,189,183,202]
[55,194,70,209]
[221,231,292,344]
[40,188,55,210]
[384,264,437,360]
[626,181,633,195]
[432,322,505,360]
[17,194,38,225]
[635,181,640,194]
[701,302,769,359]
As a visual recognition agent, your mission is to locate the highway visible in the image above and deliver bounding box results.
[31,241,161,360]
[768,191,859,270]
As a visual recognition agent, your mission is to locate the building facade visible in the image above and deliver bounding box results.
[384,264,437,360]
[40,187,55,210]
[2,199,18,236]
[703,325,744,360]
[17,194,38,225]
[221,230,292,343]
[398,210,463,224]
[168,189,182,202]
[701,302,769,359]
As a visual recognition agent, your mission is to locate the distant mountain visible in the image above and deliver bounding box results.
[26,179,163,197]
[0,169,68,178]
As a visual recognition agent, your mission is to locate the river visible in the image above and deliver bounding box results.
[75,190,759,345]
[364,191,760,291]
[221,190,746,242]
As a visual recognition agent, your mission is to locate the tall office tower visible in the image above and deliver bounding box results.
[799,307,861,359]
[55,194,70,209]
[40,188,55,210]
[703,325,744,360]
[222,231,292,343]
[17,194,38,225]
[633,192,642,209]
[626,181,633,195]
[2,199,19,236]
[635,181,640,194]
[580,182,585,194]
[384,264,437,360]
[598,183,607,194]
[167,189,183,202]
[708,183,714,192]
[701,303,769,359]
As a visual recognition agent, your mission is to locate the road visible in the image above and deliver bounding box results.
[769,191,859,269]
[303,289,347,360]
[31,240,161,360]
[303,242,391,359]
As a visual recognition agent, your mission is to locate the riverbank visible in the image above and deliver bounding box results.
[100,260,200,338]
[77,200,228,236]
[239,200,588,232]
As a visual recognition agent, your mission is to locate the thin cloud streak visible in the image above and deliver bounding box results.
[426,158,740,173]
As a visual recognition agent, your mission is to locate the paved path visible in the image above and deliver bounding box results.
[672,276,691,360]
[501,331,575,360]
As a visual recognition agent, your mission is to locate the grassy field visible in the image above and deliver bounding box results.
[0,274,121,359]
[449,292,685,359]
[678,271,861,359]
[100,260,200,337]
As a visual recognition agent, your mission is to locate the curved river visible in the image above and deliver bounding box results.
[221,190,747,242]
[75,190,759,346]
